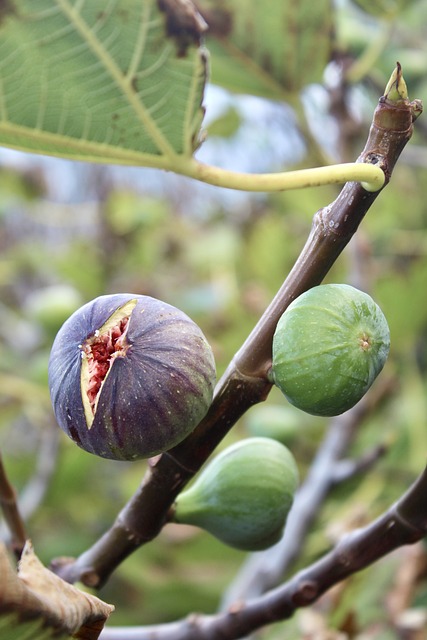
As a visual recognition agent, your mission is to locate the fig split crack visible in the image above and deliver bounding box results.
[80,299,136,428]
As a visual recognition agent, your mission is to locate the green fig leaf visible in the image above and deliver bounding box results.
[0,615,69,640]
[350,0,413,17]
[0,0,208,167]
[197,0,333,99]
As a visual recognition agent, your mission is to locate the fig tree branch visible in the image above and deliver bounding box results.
[52,67,422,589]
[98,463,427,640]
[178,159,385,192]
[0,422,60,546]
[221,377,394,607]
[330,443,388,484]
[16,425,60,523]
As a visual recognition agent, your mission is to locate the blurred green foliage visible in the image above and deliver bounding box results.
[1,0,427,637]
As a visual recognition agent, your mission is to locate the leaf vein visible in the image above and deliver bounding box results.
[124,2,151,83]
[54,0,175,158]
[0,122,173,168]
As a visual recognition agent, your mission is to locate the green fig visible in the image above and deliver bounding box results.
[272,284,390,417]
[173,437,299,551]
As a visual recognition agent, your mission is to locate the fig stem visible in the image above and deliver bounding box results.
[51,67,422,589]
[177,158,385,193]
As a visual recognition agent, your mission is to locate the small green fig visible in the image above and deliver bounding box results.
[173,437,299,551]
[48,294,216,461]
[272,284,390,417]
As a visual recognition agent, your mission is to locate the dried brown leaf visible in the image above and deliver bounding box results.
[0,541,114,639]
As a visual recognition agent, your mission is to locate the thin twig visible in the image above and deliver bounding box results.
[330,443,388,485]
[0,422,60,547]
[0,451,27,555]
[17,424,60,522]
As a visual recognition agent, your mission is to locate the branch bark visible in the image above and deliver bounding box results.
[52,68,422,589]
[98,463,427,640]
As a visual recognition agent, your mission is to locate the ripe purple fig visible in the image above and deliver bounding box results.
[48,294,216,460]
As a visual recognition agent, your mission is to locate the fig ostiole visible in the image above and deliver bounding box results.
[272,284,390,417]
[173,437,299,551]
[48,294,216,461]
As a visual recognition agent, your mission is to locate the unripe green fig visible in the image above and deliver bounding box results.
[173,437,299,551]
[272,284,390,417]
[48,294,216,460]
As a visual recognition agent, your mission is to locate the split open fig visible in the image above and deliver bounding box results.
[48,294,216,460]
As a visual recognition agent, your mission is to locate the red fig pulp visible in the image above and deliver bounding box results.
[80,299,135,426]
